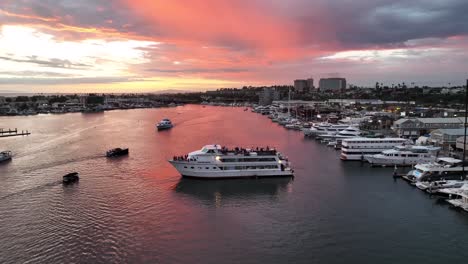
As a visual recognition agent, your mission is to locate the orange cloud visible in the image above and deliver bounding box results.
[0,9,59,22]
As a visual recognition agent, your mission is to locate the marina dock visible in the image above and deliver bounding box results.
[0,128,31,138]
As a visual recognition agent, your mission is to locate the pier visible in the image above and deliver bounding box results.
[0,128,31,138]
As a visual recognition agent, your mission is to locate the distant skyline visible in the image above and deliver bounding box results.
[1,0,468,93]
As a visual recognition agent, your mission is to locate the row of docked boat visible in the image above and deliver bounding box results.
[397,157,468,212]
[252,106,468,213]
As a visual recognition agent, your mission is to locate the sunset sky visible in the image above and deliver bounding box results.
[1,0,467,93]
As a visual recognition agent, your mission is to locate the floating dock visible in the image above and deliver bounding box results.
[0,128,31,138]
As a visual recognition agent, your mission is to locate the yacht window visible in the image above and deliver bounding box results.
[213,167,217,169]
[184,166,187,168]
[190,167,194,169]
[205,167,209,169]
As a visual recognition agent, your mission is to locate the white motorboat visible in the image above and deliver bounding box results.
[365,145,441,166]
[416,180,466,192]
[407,157,467,183]
[0,151,12,163]
[317,126,362,140]
[156,118,173,130]
[303,123,348,137]
[169,144,294,179]
[446,186,468,212]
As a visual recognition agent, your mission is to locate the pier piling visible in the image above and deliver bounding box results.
[0,128,31,138]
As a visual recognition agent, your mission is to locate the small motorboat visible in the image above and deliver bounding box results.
[0,151,12,163]
[156,118,173,131]
[106,148,129,157]
[63,172,79,184]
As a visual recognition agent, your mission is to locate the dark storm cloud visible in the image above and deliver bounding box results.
[4,0,468,49]
[295,0,468,48]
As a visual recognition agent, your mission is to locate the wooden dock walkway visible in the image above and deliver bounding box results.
[0,128,31,138]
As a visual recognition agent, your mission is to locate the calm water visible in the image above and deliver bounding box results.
[1,105,468,264]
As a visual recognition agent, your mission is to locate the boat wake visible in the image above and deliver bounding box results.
[19,154,104,174]
[14,120,124,159]
[0,180,63,201]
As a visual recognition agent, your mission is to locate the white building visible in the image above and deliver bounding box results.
[392,118,464,138]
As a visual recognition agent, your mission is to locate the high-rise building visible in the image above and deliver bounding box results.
[294,79,308,92]
[319,78,347,91]
[307,78,314,90]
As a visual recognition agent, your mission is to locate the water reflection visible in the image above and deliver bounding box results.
[173,177,293,205]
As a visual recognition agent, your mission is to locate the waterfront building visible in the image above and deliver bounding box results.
[327,99,415,106]
[429,128,466,150]
[272,100,328,108]
[319,78,347,91]
[392,117,464,138]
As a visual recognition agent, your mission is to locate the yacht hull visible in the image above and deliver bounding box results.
[169,161,294,179]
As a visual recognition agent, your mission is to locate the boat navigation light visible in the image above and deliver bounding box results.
[216,156,220,161]
[278,160,282,164]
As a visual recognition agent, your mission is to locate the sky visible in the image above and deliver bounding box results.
[0,0,467,93]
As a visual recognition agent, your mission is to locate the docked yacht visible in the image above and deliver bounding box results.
[416,180,466,193]
[446,188,468,212]
[303,123,349,137]
[406,157,467,183]
[437,182,468,197]
[169,144,294,178]
[317,126,362,140]
[0,151,12,163]
[340,137,410,161]
[365,145,441,166]
[156,118,173,130]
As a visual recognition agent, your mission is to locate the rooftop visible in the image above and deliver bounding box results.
[431,128,466,136]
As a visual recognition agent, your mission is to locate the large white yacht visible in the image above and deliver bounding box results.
[169,145,294,178]
[340,137,410,161]
[317,126,362,140]
[303,123,349,137]
[365,145,441,166]
[406,157,467,183]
